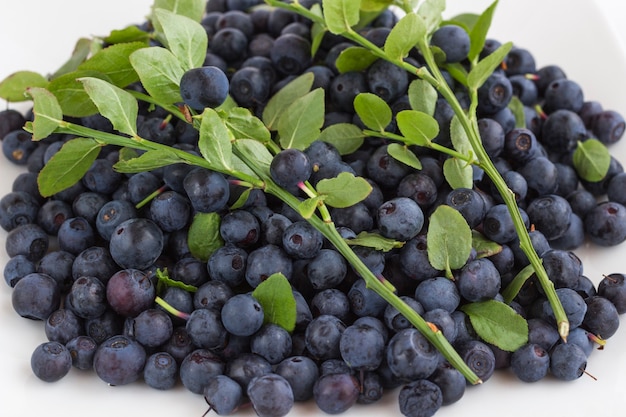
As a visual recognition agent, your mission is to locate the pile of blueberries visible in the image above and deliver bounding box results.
[3,0,626,416]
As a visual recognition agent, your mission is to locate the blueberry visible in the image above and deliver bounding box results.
[270,33,311,76]
[220,209,260,248]
[5,222,49,261]
[179,66,229,110]
[194,280,234,311]
[221,293,265,336]
[329,71,368,113]
[3,254,35,287]
[30,341,72,383]
[65,335,98,370]
[93,335,146,386]
[143,352,178,390]
[109,218,164,270]
[584,201,626,246]
[549,343,587,381]
[582,296,620,339]
[82,158,123,195]
[526,194,572,241]
[376,197,424,241]
[455,339,496,382]
[430,25,470,63]
[339,322,385,371]
[0,191,40,232]
[72,246,119,284]
[542,78,584,114]
[386,328,440,381]
[269,148,312,190]
[12,272,60,320]
[598,273,626,314]
[207,244,248,288]
[310,288,351,322]
[477,71,513,115]
[106,268,155,317]
[171,256,210,287]
[541,109,587,152]
[414,276,460,313]
[2,129,38,165]
[313,372,360,415]
[428,361,465,406]
[275,356,319,402]
[510,343,550,382]
[304,314,346,360]
[203,375,243,415]
[56,217,96,256]
[306,248,347,290]
[186,307,228,350]
[366,58,409,103]
[68,276,108,319]
[592,109,625,145]
[230,66,271,108]
[183,167,230,213]
[245,244,293,287]
[456,258,501,302]
[383,295,424,332]
[45,308,84,345]
[124,308,173,348]
[95,199,137,241]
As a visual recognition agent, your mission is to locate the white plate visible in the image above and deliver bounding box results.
[1,1,626,416]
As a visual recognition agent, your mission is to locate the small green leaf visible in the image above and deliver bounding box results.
[130,46,185,105]
[187,212,224,262]
[37,138,102,197]
[229,188,252,210]
[50,38,94,79]
[354,93,392,132]
[443,62,469,87]
[360,0,393,12]
[460,300,528,352]
[78,42,146,87]
[573,139,611,182]
[427,204,472,277]
[0,71,49,102]
[417,0,446,34]
[468,0,499,62]
[277,88,325,150]
[310,21,327,57]
[318,123,364,155]
[450,115,474,156]
[316,172,372,208]
[225,107,272,144]
[508,96,526,128]
[448,13,479,32]
[322,0,360,34]
[152,0,206,22]
[384,12,425,61]
[263,72,314,130]
[104,26,151,45]
[233,139,273,176]
[396,110,440,146]
[471,230,503,259]
[501,263,535,304]
[387,143,422,170]
[468,41,513,90]
[154,8,207,70]
[335,46,378,73]
[25,87,63,141]
[408,79,438,116]
[47,70,104,117]
[198,108,233,172]
[252,273,297,332]
[113,149,185,173]
[156,268,197,293]
[297,196,324,219]
[345,231,405,251]
[80,77,138,136]
[443,157,474,190]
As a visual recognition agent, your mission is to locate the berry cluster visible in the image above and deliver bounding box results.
[2,1,626,417]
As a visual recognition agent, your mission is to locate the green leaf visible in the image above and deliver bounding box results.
[345,231,405,251]
[447,13,479,32]
[417,0,446,34]
[104,26,151,45]
[396,109,439,146]
[151,0,205,22]
[229,188,252,211]
[387,143,422,170]
[384,12,425,61]
[78,42,146,87]
[198,108,233,172]
[501,263,535,304]
[354,93,392,132]
[467,41,513,90]
[187,212,224,262]
[471,230,502,259]
[468,0,499,62]
[508,96,526,128]
[252,273,297,332]
[130,46,185,105]
[156,268,197,293]
[427,204,472,277]
[298,196,324,219]
[460,300,528,352]
[225,107,272,144]
[443,157,474,190]
[79,77,138,136]
[263,72,314,130]
[360,0,393,12]
[153,8,207,70]
[37,138,102,197]
[50,38,94,79]
[318,123,364,155]
[25,87,63,141]
[233,138,273,176]
[335,46,378,73]
[113,149,185,173]
[322,0,360,34]
[573,139,611,182]
[315,172,372,208]
[310,21,327,58]
[47,70,104,117]
[408,79,438,116]
[0,71,48,102]
[450,115,474,156]
[277,88,325,150]
[443,62,469,87]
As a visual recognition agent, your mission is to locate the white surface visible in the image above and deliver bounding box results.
[1,1,626,416]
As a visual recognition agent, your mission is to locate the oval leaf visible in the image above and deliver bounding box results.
[225,107,272,144]
[354,92,392,132]
[322,0,360,34]
[384,12,426,60]
[47,70,105,118]
[316,172,372,208]
[345,231,404,251]
[199,108,233,172]
[468,0,499,62]
[263,72,314,130]
[37,138,102,197]
[113,149,185,173]
[152,0,206,22]
[277,88,325,150]
[318,123,364,155]
[188,212,224,262]
[335,46,378,73]
[408,79,438,116]
[417,0,446,34]
[468,41,513,90]
[129,46,185,105]
[0,71,48,102]
[573,138,611,182]
[427,204,472,277]
[471,230,503,259]
[387,143,422,170]
[25,87,63,141]
[460,300,528,352]
[443,157,474,189]
[396,109,440,146]
[154,8,207,70]
[252,273,297,332]
[80,77,138,136]
[450,115,474,156]
[78,42,146,87]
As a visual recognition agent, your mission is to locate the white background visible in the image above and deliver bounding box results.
[1,1,626,417]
